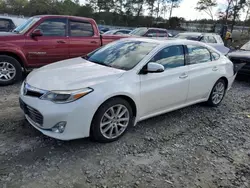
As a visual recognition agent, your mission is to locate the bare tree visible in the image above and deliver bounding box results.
[195,0,217,20]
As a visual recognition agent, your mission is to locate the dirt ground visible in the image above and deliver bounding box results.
[0,77,250,188]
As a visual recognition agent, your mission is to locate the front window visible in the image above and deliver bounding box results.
[13,17,40,34]
[37,18,67,36]
[150,45,185,69]
[130,28,148,36]
[241,41,250,51]
[85,40,158,70]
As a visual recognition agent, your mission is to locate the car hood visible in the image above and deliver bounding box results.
[26,57,125,91]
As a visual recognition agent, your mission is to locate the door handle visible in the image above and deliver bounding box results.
[212,66,218,71]
[179,73,188,79]
[90,41,97,44]
[57,40,66,44]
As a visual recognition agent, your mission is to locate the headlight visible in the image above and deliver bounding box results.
[40,88,93,103]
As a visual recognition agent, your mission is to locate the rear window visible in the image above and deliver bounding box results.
[70,20,94,37]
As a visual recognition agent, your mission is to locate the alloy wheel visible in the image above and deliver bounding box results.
[100,104,130,139]
[212,81,225,105]
[0,62,16,81]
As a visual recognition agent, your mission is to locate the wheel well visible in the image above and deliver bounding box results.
[108,95,137,117]
[219,77,228,89]
[0,52,24,68]
[90,95,137,137]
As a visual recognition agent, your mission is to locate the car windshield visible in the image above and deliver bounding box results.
[240,41,250,51]
[130,28,148,36]
[85,40,158,70]
[13,17,40,34]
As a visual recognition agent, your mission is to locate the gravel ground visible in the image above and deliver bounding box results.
[0,77,250,188]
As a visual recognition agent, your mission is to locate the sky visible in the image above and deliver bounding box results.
[79,0,247,21]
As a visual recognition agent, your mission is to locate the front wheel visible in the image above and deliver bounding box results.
[207,79,226,107]
[90,98,133,143]
[0,55,22,86]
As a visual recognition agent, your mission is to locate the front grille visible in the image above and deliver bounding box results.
[19,98,44,126]
[26,105,44,126]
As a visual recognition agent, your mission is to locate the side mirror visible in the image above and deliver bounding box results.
[31,29,43,37]
[146,62,164,73]
[235,45,240,50]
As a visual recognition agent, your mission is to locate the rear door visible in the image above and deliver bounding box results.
[69,19,101,58]
[24,18,69,67]
[186,45,222,103]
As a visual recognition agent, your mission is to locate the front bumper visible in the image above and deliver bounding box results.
[19,94,96,141]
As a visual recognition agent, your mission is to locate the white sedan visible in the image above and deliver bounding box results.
[19,38,236,142]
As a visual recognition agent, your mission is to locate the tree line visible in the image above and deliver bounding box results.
[0,0,250,30]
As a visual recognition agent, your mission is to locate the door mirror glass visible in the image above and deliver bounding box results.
[31,29,43,37]
[147,62,164,73]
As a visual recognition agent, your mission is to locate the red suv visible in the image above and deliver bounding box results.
[0,15,128,86]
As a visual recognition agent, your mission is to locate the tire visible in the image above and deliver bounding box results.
[207,79,226,107]
[90,97,133,143]
[0,55,22,86]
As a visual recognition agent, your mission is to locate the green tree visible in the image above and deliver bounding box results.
[195,0,217,20]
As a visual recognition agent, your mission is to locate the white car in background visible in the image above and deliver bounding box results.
[174,32,230,55]
[19,38,236,142]
[0,15,27,32]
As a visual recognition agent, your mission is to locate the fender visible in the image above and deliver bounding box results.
[0,43,28,68]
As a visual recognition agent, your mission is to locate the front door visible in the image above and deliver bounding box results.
[24,18,69,67]
[139,45,189,118]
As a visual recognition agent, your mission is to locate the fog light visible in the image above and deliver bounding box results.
[51,122,66,133]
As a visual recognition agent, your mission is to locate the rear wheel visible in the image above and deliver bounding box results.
[0,55,22,86]
[91,98,133,143]
[207,79,226,107]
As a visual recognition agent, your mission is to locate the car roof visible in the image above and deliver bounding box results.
[135,27,167,31]
[120,37,207,46]
[33,15,95,22]
[119,37,223,54]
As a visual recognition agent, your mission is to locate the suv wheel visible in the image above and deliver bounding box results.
[0,55,22,86]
